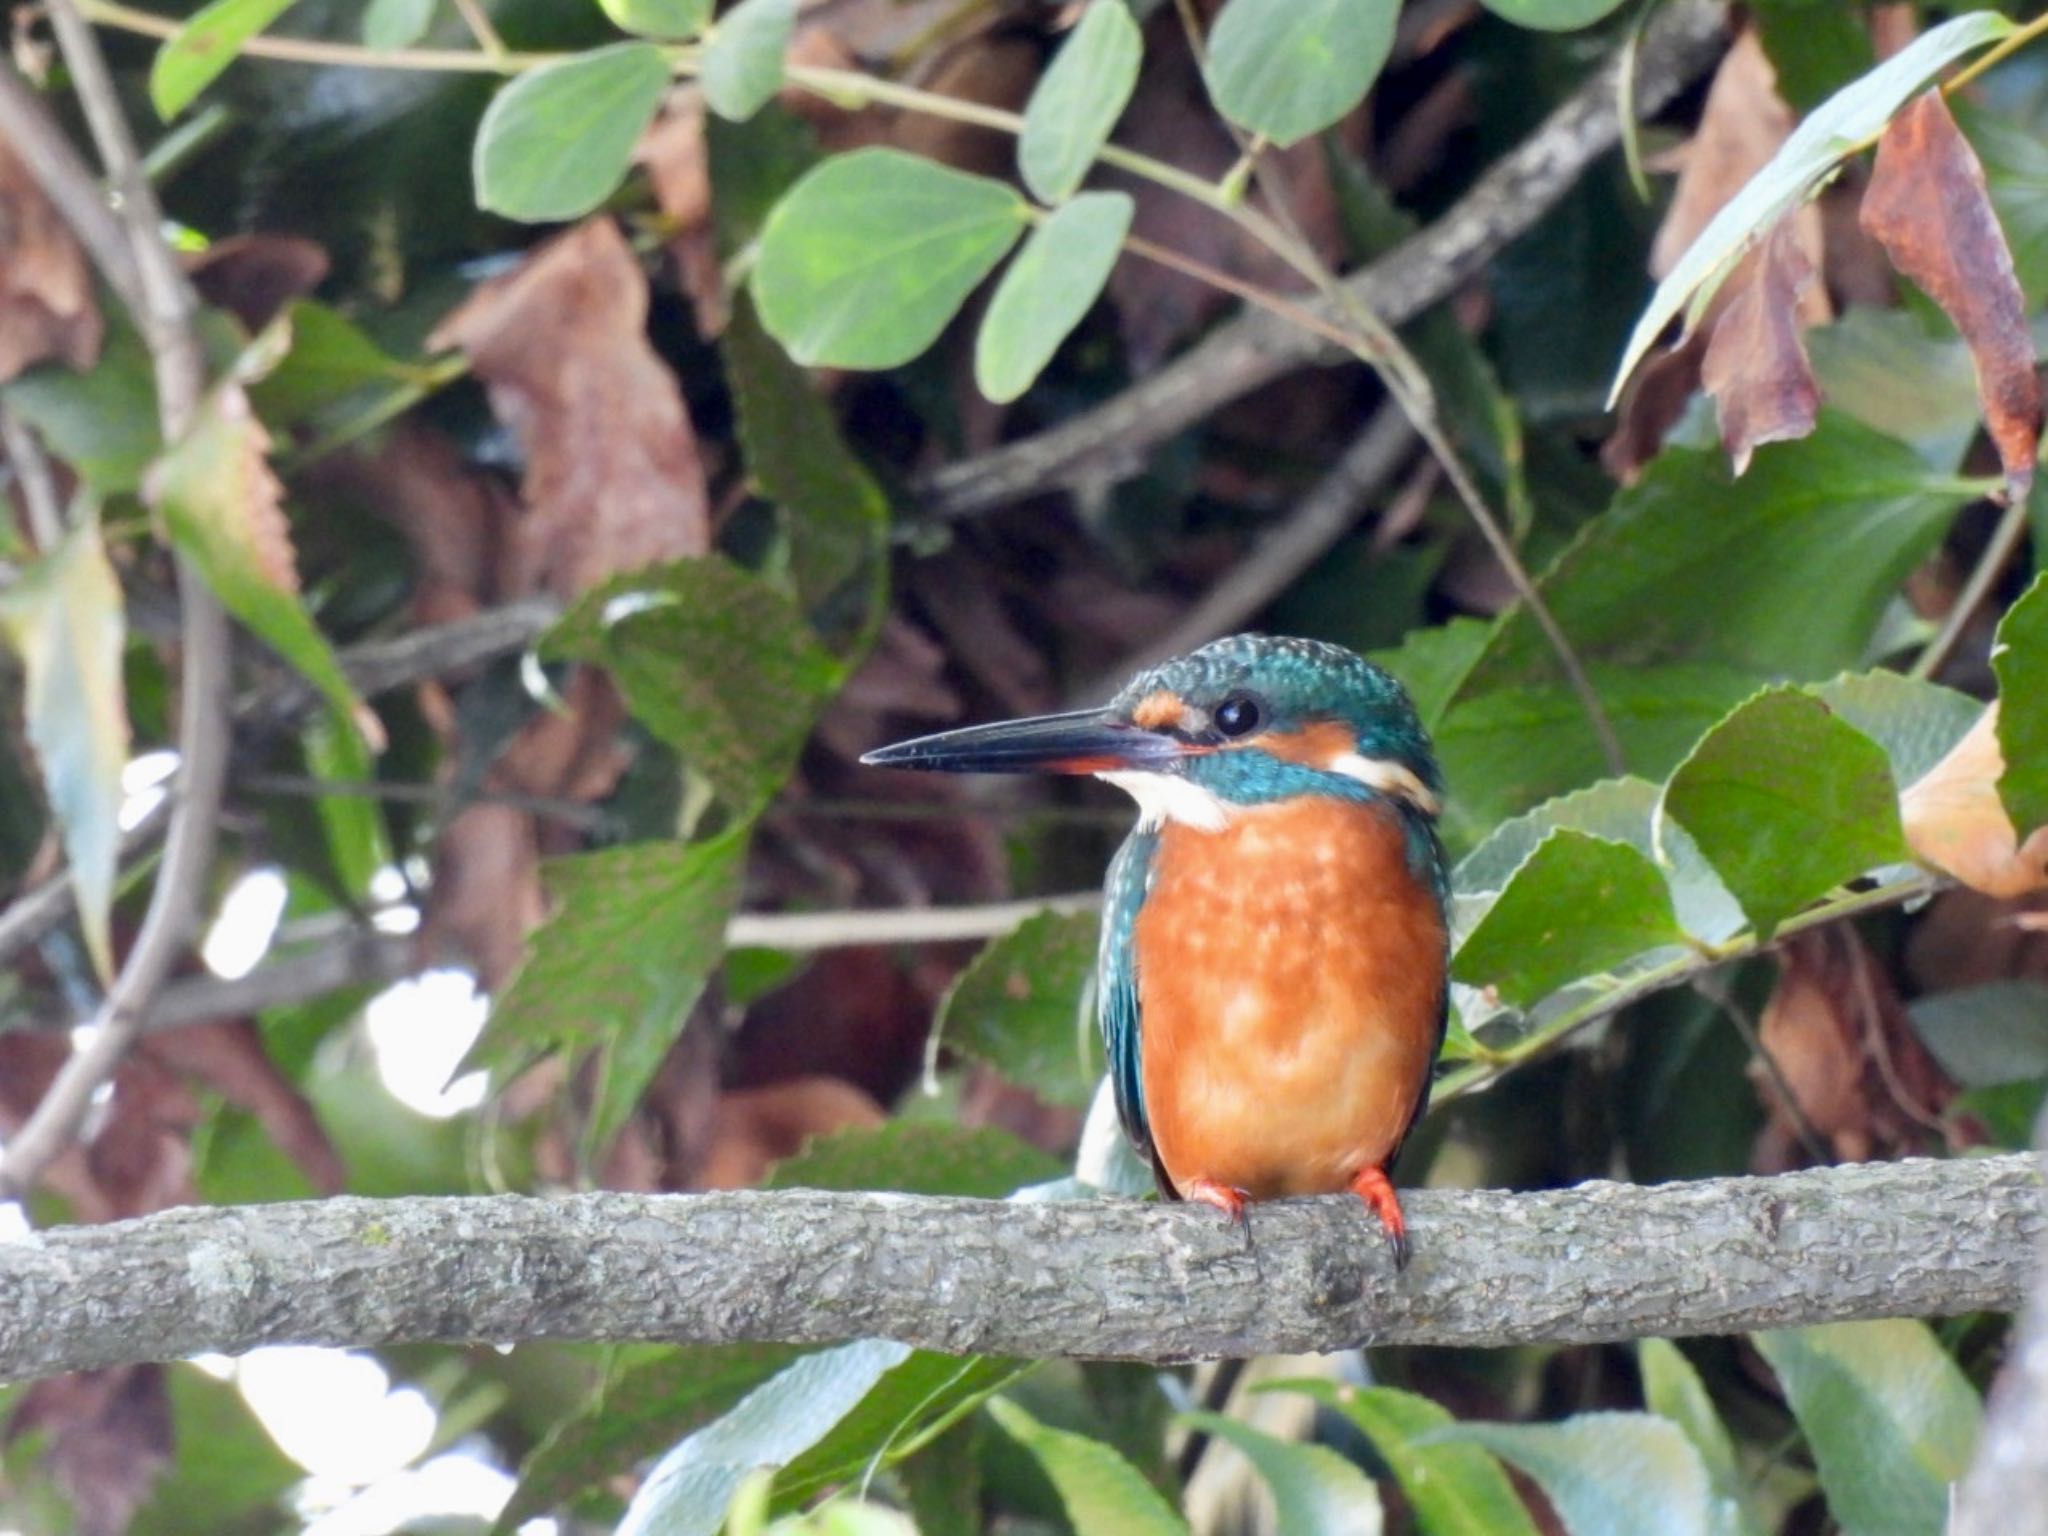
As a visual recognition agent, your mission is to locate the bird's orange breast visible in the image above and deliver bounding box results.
[1133,794,1445,1200]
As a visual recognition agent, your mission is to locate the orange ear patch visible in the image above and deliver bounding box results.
[1132,690,1186,731]
[1246,719,1356,767]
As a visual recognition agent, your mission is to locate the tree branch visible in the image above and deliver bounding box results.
[0,0,231,1202]
[916,0,1730,520]
[0,1155,2033,1381]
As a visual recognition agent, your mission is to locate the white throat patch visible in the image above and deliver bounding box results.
[1327,752,1441,816]
[1096,770,1236,833]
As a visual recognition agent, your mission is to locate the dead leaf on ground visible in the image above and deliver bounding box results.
[189,233,330,331]
[1862,89,2043,504]
[1902,702,2048,899]
[7,1365,171,1536]
[428,218,712,598]
[0,135,101,383]
[1700,215,1822,473]
[1751,926,1957,1170]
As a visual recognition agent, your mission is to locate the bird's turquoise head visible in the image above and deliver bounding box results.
[862,634,1441,831]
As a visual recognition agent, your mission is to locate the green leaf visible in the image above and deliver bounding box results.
[544,557,842,821]
[1751,0,1876,113]
[1638,1341,1756,1536]
[1810,670,1981,791]
[601,0,713,40]
[1466,415,1974,695]
[934,909,1101,1109]
[775,1355,1033,1510]
[1272,1381,1537,1536]
[1453,830,1687,1008]
[901,1415,985,1536]
[766,1121,1063,1197]
[302,712,386,902]
[1019,1,1143,203]
[3,319,161,494]
[987,1397,1190,1536]
[0,520,129,983]
[1994,571,2048,834]
[1179,1412,1382,1536]
[976,193,1132,403]
[473,43,671,222]
[1610,11,2016,401]
[721,297,889,643]
[1478,0,1627,29]
[248,301,419,429]
[618,1340,914,1536]
[472,835,744,1156]
[754,148,1027,369]
[362,0,435,50]
[701,0,798,121]
[1660,688,1906,939]
[1909,981,2048,1088]
[498,1343,808,1531]
[1753,1321,1982,1536]
[1431,1414,1717,1536]
[1204,0,1397,148]
[1806,309,1986,473]
[1369,616,1491,728]
[150,0,299,118]
[146,382,374,756]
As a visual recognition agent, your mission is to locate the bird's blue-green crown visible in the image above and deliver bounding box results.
[1111,633,1440,811]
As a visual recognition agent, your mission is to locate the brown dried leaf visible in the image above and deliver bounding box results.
[421,802,546,992]
[427,219,711,599]
[1753,926,1954,1170]
[1701,216,1821,473]
[188,233,330,331]
[8,1365,171,1536]
[0,135,101,383]
[1862,90,2043,503]
[635,93,727,339]
[1902,702,2048,899]
[697,1076,887,1190]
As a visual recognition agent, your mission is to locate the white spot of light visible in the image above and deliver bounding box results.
[119,750,179,831]
[365,970,489,1118]
[236,1346,435,1485]
[201,866,289,980]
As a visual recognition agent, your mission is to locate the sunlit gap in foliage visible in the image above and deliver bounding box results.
[201,866,288,980]
[366,970,489,1118]
[369,862,424,935]
[117,749,178,831]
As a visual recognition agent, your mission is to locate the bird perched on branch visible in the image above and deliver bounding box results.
[863,634,1448,1266]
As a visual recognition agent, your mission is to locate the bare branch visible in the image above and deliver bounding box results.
[0,0,230,1202]
[0,1155,2034,1382]
[917,0,1730,520]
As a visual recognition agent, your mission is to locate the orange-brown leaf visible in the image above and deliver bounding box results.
[427,219,711,599]
[1862,89,2043,503]
[0,136,102,383]
[1701,216,1822,473]
[1902,702,2048,899]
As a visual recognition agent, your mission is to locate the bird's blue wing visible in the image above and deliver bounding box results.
[1098,827,1160,1179]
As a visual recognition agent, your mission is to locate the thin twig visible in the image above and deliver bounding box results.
[1076,405,1418,702]
[0,0,230,1204]
[1909,493,2033,682]
[0,405,67,551]
[448,0,506,57]
[236,771,618,833]
[1694,973,1831,1165]
[74,0,544,71]
[0,62,142,315]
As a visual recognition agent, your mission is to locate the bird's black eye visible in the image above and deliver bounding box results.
[1214,694,1263,738]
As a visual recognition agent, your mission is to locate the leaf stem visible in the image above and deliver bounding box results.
[73,0,550,71]
[1908,490,2033,681]
[448,0,507,59]
[1942,11,2048,98]
[1436,868,1941,1106]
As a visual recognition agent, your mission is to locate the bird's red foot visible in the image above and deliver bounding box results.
[1184,1178,1252,1223]
[1351,1164,1410,1270]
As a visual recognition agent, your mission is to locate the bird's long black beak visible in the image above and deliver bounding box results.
[860,707,1186,775]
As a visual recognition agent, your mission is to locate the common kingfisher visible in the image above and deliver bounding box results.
[863,634,1448,1265]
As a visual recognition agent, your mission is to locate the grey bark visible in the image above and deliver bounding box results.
[0,1155,2035,1383]
[915,0,1731,521]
